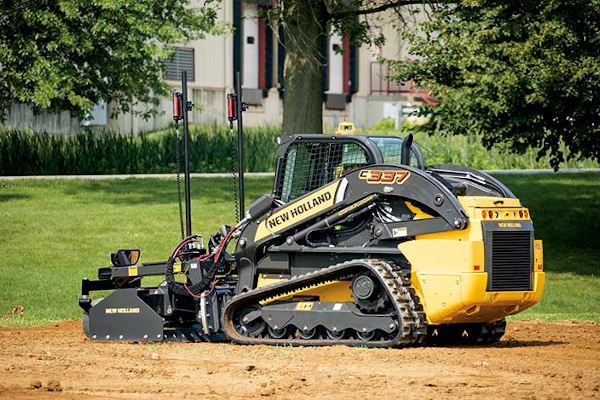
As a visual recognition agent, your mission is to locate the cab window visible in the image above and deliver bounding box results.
[278,142,371,203]
[368,137,420,168]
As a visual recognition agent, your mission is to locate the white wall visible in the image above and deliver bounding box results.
[327,33,344,94]
[2,103,81,135]
[242,2,259,89]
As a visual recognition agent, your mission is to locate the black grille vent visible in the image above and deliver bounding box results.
[490,231,532,291]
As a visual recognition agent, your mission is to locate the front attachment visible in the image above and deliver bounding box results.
[85,289,164,342]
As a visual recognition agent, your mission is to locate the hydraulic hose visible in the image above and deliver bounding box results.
[165,256,220,297]
[165,220,244,298]
[304,204,376,247]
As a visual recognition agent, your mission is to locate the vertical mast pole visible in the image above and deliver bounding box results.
[235,71,245,219]
[182,70,193,236]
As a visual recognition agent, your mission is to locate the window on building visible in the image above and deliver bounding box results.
[165,48,195,81]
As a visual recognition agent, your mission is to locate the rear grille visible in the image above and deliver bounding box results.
[489,231,532,291]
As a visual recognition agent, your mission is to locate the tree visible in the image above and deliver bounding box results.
[0,0,220,120]
[267,0,422,134]
[389,0,600,169]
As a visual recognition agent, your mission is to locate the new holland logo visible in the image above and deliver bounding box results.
[254,181,339,241]
[359,170,410,184]
[267,192,332,229]
[498,222,522,228]
[105,308,141,314]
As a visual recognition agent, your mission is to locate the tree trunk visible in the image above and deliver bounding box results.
[281,0,327,134]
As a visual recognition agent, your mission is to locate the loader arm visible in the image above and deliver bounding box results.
[232,164,470,294]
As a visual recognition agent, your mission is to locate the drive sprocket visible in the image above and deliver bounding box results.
[351,272,389,313]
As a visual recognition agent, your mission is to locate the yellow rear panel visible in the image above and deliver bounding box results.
[399,196,544,324]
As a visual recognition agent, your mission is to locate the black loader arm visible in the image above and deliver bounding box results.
[341,164,468,230]
[236,164,469,264]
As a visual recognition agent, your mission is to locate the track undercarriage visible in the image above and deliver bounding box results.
[224,259,427,347]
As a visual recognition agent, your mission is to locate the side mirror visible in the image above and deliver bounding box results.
[111,249,140,267]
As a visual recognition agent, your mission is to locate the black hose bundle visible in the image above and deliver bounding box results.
[165,257,222,297]
[165,222,240,298]
[305,204,376,247]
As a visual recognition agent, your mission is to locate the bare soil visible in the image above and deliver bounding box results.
[0,320,599,399]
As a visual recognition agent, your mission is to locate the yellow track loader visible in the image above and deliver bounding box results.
[79,128,544,346]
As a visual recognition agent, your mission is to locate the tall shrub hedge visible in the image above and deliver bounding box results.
[1,123,597,175]
[0,125,280,175]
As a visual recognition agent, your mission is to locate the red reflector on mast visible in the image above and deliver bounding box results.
[173,92,182,121]
[227,94,236,120]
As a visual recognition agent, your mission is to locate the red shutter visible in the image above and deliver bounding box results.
[259,18,266,90]
[343,36,351,94]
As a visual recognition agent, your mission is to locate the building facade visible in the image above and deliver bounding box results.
[2,1,429,134]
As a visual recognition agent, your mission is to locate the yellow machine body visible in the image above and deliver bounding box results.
[400,196,544,325]
[256,196,544,326]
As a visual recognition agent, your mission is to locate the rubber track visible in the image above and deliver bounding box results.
[222,259,427,348]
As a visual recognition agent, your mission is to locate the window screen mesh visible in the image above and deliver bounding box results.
[165,48,194,81]
[278,142,371,203]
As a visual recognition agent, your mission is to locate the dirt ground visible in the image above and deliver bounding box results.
[0,320,598,400]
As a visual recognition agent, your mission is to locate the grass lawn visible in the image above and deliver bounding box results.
[0,173,598,326]
[500,173,600,322]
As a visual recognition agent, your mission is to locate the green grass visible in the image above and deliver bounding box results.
[0,173,598,326]
[498,173,600,322]
[0,177,272,326]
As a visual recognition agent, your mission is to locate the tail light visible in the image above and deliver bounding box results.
[479,208,529,220]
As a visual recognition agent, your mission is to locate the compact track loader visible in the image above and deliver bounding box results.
[79,77,544,347]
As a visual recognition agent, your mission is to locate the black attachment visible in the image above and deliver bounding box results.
[401,133,413,165]
[181,71,193,237]
[86,289,164,342]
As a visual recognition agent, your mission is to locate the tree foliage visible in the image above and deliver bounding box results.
[390,0,600,168]
[0,0,220,120]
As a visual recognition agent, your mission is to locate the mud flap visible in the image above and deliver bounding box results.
[88,289,163,341]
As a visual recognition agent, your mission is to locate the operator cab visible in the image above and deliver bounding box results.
[272,133,424,203]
